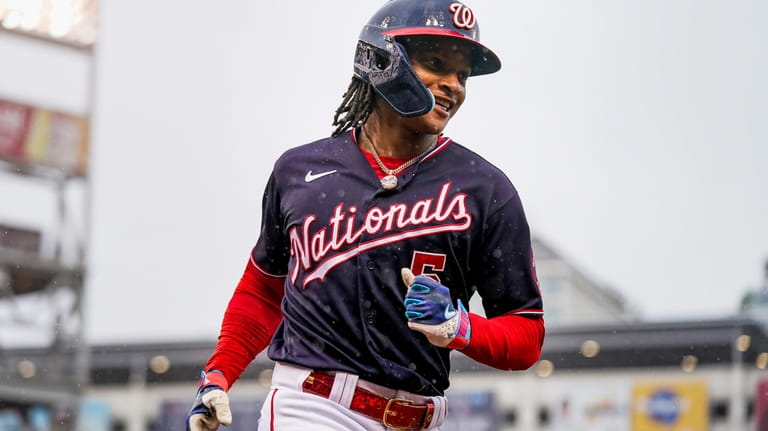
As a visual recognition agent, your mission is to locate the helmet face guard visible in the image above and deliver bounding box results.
[354,27,435,118]
[353,0,501,117]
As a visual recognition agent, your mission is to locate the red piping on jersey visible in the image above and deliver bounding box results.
[510,309,544,316]
[420,137,451,163]
[250,256,287,278]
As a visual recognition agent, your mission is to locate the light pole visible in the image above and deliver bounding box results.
[730,330,750,429]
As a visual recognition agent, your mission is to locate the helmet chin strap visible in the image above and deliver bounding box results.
[354,34,435,118]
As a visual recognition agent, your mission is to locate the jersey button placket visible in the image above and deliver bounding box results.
[366,310,377,325]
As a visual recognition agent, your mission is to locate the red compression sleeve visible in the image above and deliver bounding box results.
[460,314,545,370]
[204,259,284,389]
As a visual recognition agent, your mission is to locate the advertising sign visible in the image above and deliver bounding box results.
[551,383,630,431]
[632,380,707,431]
[0,98,88,176]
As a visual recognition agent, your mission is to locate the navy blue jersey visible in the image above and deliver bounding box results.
[251,130,542,396]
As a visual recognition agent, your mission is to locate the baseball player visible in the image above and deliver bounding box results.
[186,0,544,430]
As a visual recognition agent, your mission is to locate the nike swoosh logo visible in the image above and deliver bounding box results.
[444,305,457,320]
[305,170,337,183]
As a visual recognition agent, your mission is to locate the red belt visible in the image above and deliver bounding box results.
[301,370,435,430]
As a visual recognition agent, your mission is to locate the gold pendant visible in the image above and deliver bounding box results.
[381,175,397,190]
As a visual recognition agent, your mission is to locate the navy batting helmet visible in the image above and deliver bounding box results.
[354,0,501,117]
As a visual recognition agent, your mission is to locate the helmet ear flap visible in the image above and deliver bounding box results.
[353,33,434,118]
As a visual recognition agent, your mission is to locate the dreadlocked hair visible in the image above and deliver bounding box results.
[331,77,376,137]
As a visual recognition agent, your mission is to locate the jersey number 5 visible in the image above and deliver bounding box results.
[409,251,447,283]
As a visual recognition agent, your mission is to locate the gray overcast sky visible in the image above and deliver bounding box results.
[4,1,766,344]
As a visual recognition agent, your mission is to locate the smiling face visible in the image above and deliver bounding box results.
[398,36,473,135]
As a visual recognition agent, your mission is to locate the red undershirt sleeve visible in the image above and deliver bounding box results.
[204,258,285,390]
[459,313,545,370]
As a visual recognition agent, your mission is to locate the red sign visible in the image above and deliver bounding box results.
[758,379,768,431]
[0,99,32,163]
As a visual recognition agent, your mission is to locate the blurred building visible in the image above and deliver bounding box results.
[467,237,637,327]
[740,259,768,328]
[531,237,638,326]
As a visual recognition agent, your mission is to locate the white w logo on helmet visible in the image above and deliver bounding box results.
[449,3,476,30]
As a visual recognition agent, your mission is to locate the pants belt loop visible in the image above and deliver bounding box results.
[329,372,358,408]
[427,395,447,428]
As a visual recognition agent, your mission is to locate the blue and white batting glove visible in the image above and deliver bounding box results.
[401,268,471,349]
[186,370,232,431]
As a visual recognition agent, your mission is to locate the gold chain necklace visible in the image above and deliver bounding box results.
[363,128,437,190]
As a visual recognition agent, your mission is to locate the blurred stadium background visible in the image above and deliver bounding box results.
[1,2,767,430]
